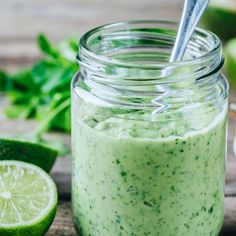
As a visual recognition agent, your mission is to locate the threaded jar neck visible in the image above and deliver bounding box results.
[75,20,227,114]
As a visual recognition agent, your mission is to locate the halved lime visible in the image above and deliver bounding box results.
[201,0,236,41]
[0,138,58,173]
[0,161,58,236]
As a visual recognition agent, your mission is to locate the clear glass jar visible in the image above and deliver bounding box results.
[71,21,228,236]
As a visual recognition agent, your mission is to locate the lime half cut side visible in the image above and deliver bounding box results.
[0,161,58,236]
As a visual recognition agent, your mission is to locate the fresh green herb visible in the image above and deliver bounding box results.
[0,33,78,132]
[0,33,79,154]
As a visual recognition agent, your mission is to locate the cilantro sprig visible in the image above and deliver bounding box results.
[0,34,79,155]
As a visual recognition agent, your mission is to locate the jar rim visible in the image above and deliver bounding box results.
[79,20,222,69]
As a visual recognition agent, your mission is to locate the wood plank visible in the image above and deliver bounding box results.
[0,0,182,40]
[223,197,236,235]
[1,0,236,234]
[46,201,76,236]
[46,198,236,236]
[0,0,182,71]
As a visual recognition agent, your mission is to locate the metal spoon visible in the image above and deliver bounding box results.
[170,0,210,62]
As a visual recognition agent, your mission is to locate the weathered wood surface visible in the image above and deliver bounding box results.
[0,0,183,72]
[1,0,236,235]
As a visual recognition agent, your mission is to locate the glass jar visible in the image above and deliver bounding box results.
[71,21,228,236]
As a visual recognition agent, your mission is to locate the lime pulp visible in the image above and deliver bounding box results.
[0,161,58,236]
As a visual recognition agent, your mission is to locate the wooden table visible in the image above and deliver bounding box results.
[1,0,236,235]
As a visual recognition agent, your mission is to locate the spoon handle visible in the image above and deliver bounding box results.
[170,0,210,62]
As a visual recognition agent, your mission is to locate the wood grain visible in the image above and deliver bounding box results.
[46,202,76,236]
[0,0,182,71]
[1,0,236,235]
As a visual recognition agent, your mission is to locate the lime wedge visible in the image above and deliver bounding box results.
[0,161,58,236]
[0,138,58,173]
[201,0,236,41]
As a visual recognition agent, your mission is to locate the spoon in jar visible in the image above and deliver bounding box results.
[170,0,210,62]
[153,0,210,114]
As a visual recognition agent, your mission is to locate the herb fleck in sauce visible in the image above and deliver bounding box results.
[72,105,227,236]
